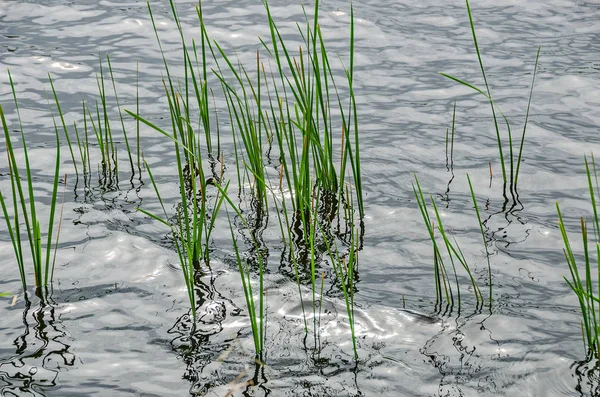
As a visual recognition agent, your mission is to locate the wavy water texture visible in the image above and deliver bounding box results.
[1,0,600,395]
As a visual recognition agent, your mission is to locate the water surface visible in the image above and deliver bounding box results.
[1,0,600,395]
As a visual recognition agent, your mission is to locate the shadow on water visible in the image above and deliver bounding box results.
[167,271,283,396]
[441,101,457,208]
[0,296,75,396]
[72,174,147,247]
[438,98,533,252]
[72,167,143,208]
[573,358,600,396]
[164,250,366,395]
[420,308,500,396]
[439,169,533,274]
[483,191,533,253]
[167,269,245,395]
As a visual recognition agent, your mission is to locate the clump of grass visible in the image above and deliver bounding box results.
[126,0,227,322]
[123,0,364,367]
[86,56,138,186]
[51,55,140,187]
[211,0,363,222]
[441,0,541,193]
[130,0,363,318]
[259,0,363,357]
[212,49,269,209]
[0,72,62,299]
[271,0,362,219]
[139,155,227,322]
[413,175,482,310]
[211,8,365,360]
[558,155,600,359]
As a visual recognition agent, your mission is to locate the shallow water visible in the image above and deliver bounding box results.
[1,0,600,395]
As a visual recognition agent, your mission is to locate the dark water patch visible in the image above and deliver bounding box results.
[0,301,75,397]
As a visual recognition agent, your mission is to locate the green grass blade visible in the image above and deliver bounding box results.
[514,46,541,185]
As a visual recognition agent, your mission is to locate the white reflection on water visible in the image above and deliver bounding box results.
[50,61,79,70]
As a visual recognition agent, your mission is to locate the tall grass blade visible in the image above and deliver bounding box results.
[513,46,541,186]
[557,156,600,358]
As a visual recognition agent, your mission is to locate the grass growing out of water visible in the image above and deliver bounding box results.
[320,216,360,359]
[441,0,541,192]
[125,0,228,322]
[127,0,228,316]
[557,155,600,359]
[224,202,265,359]
[467,174,493,306]
[83,56,138,184]
[139,156,227,322]
[211,7,364,358]
[263,0,363,218]
[213,48,269,209]
[249,0,363,357]
[126,0,364,347]
[413,175,482,309]
[50,56,140,185]
[0,72,62,298]
[211,0,363,221]
[133,57,229,319]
